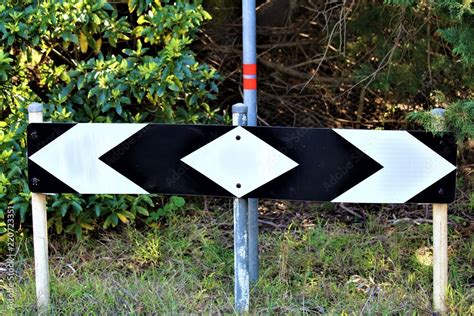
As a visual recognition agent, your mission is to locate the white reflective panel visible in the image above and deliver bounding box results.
[331,129,456,203]
[181,126,299,197]
[29,123,149,194]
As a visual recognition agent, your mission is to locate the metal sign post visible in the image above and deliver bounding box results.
[232,103,250,312]
[242,0,259,284]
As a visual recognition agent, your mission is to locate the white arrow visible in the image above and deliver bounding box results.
[29,124,149,194]
[181,126,299,197]
[331,129,456,203]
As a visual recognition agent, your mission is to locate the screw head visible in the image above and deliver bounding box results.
[30,131,38,139]
[236,183,241,188]
[438,188,444,195]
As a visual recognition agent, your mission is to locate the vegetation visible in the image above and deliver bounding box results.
[203,1,474,143]
[4,205,473,314]
[399,0,474,143]
[0,0,472,313]
[0,0,219,241]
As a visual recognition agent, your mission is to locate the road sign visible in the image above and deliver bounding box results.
[27,123,456,203]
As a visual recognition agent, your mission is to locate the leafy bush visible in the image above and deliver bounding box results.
[0,0,219,242]
[378,1,474,146]
[407,99,474,143]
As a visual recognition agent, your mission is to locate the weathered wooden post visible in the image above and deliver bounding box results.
[431,108,449,314]
[433,203,448,314]
[28,102,50,314]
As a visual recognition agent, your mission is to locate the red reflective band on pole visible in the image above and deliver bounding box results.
[243,78,257,90]
[243,64,257,75]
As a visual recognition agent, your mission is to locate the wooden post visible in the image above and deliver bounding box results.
[433,203,448,314]
[431,108,448,314]
[28,103,50,314]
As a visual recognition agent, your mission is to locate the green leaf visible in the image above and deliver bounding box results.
[51,200,63,208]
[60,204,68,217]
[70,34,79,44]
[141,195,154,207]
[168,82,179,91]
[92,14,101,26]
[95,205,101,217]
[189,94,198,105]
[19,204,28,222]
[103,214,114,229]
[119,97,131,105]
[136,206,149,216]
[202,10,212,20]
[170,196,185,208]
[71,201,82,214]
[116,212,129,223]
[84,104,93,118]
[157,85,165,97]
[80,32,88,53]
[75,225,83,239]
[103,2,113,10]
[101,102,111,112]
[77,75,85,90]
[137,16,147,25]
[60,83,74,99]
[115,103,122,115]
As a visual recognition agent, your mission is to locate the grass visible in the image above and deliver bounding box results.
[2,202,473,314]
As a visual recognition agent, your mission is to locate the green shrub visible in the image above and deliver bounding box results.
[0,0,219,243]
[380,1,474,145]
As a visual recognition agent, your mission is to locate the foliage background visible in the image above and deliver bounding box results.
[0,0,473,243]
[0,0,220,242]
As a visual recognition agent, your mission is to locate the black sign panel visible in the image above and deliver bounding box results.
[27,123,456,203]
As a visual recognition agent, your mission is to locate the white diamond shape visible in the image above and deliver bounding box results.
[181,126,299,197]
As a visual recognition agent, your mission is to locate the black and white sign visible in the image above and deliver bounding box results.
[27,123,456,203]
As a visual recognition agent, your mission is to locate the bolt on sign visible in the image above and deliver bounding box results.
[28,123,456,203]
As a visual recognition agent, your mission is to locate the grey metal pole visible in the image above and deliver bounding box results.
[232,103,250,313]
[247,199,258,283]
[28,102,50,315]
[242,0,259,284]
